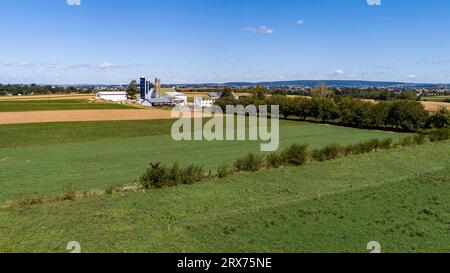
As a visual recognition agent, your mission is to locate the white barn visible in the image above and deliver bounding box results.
[96,91,128,102]
[165,92,188,105]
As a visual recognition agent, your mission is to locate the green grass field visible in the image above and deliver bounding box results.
[0,120,407,202]
[0,99,138,112]
[422,96,450,102]
[0,141,448,252]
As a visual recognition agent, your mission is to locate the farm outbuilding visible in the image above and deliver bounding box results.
[96,91,128,102]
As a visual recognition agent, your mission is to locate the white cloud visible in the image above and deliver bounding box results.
[406,74,418,80]
[367,0,382,6]
[98,62,114,69]
[65,63,141,71]
[244,26,274,35]
[19,62,36,68]
[259,26,274,35]
[67,0,81,6]
[334,69,345,76]
[296,19,305,25]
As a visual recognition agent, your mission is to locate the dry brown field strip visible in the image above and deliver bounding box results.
[0,109,175,125]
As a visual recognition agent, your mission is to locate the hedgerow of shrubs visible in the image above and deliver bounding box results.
[378,138,394,150]
[413,134,427,145]
[182,165,205,184]
[140,162,205,189]
[398,136,414,147]
[312,144,344,162]
[281,144,309,165]
[138,132,449,191]
[234,153,264,172]
[217,164,230,178]
[428,128,450,142]
[266,153,284,168]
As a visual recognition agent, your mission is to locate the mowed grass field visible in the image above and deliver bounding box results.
[422,96,450,102]
[0,119,407,203]
[0,141,448,252]
[0,99,138,112]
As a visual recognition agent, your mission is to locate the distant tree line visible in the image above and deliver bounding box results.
[215,88,450,132]
[329,87,419,101]
[182,86,291,95]
[0,84,93,96]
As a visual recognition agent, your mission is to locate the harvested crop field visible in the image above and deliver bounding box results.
[0,94,95,101]
[421,101,450,112]
[0,109,174,125]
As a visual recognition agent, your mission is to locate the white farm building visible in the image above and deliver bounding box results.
[96,91,128,102]
[194,97,214,108]
[165,92,188,105]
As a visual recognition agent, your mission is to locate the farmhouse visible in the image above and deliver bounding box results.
[96,91,128,102]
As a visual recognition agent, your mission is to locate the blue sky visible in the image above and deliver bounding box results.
[0,0,449,84]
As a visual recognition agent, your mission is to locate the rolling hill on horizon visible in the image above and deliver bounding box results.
[168,80,450,88]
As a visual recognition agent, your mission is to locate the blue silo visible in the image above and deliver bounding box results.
[140,77,147,99]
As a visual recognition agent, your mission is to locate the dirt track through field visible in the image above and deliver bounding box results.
[0,109,175,125]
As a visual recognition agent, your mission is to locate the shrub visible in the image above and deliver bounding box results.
[15,196,45,207]
[266,153,284,168]
[322,144,344,160]
[234,153,264,172]
[428,129,450,142]
[366,139,381,152]
[281,144,309,165]
[217,164,229,178]
[140,162,205,189]
[181,165,204,184]
[62,184,76,201]
[140,162,170,189]
[168,163,182,185]
[105,185,115,195]
[344,144,360,155]
[345,139,380,155]
[105,184,123,195]
[312,144,344,162]
[426,108,450,128]
[378,138,393,150]
[398,136,414,147]
[413,134,427,145]
[311,149,326,162]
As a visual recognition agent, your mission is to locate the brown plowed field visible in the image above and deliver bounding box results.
[0,109,174,125]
